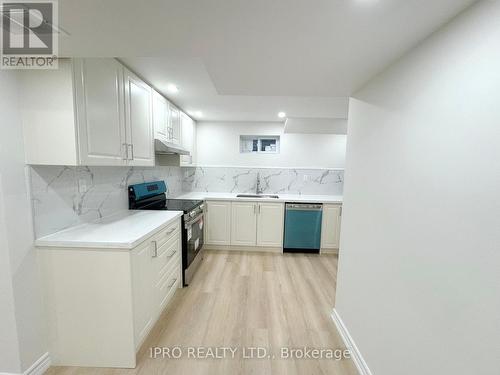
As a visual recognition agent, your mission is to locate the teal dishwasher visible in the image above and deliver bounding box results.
[283,203,323,253]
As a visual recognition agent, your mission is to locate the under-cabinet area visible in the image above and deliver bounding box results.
[202,199,342,253]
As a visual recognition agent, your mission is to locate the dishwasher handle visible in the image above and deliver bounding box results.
[286,203,323,211]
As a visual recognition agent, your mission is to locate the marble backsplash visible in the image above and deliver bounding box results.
[30,165,184,238]
[30,165,343,238]
[182,167,344,196]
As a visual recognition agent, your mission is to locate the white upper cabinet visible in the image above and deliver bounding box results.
[168,104,181,145]
[256,202,284,247]
[21,58,155,167]
[231,202,257,246]
[73,59,127,166]
[321,204,342,249]
[123,69,154,166]
[180,111,196,166]
[152,90,168,142]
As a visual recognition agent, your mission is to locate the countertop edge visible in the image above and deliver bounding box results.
[35,211,183,250]
[175,193,343,204]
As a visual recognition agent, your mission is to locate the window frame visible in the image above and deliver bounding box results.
[240,135,280,154]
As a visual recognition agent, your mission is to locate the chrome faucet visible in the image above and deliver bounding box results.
[256,173,263,195]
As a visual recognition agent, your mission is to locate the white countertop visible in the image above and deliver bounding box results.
[175,192,343,204]
[35,210,183,249]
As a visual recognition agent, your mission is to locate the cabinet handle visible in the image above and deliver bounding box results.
[130,144,134,160]
[166,227,176,235]
[339,206,342,216]
[168,278,177,288]
[151,241,158,257]
[167,249,177,257]
[258,204,261,214]
[253,204,256,214]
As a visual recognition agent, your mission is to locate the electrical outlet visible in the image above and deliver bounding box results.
[303,174,310,182]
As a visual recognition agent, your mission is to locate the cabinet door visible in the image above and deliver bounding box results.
[74,58,127,165]
[124,69,154,166]
[231,202,257,246]
[131,241,154,347]
[205,201,231,245]
[169,105,181,145]
[257,202,284,247]
[152,90,168,141]
[180,112,195,166]
[321,204,342,249]
[154,236,181,318]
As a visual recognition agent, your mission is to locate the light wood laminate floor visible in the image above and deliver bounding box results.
[46,251,358,375]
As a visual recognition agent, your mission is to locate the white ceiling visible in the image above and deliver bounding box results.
[58,0,477,122]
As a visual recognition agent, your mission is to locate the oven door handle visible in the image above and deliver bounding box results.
[185,213,204,227]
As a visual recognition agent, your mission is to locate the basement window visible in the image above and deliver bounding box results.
[240,135,280,154]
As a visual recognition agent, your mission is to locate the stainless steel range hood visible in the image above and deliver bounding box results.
[154,139,190,155]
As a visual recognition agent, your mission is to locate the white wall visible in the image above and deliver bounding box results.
[196,122,346,168]
[0,71,47,373]
[335,2,500,375]
[0,186,21,373]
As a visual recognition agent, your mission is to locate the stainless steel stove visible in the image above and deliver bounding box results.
[128,181,204,286]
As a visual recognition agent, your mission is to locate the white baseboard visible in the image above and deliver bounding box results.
[25,352,51,375]
[331,309,372,375]
[0,352,51,375]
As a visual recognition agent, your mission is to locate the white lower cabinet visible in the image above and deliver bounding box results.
[205,201,232,245]
[154,234,182,316]
[257,202,284,247]
[231,202,284,247]
[321,204,342,249]
[131,240,154,345]
[205,200,339,251]
[38,218,182,368]
[231,202,258,246]
[206,201,284,249]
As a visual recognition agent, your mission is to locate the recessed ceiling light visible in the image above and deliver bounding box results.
[278,112,286,118]
[166,84,179,93]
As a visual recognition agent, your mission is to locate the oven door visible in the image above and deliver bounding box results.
[185,212,204,268]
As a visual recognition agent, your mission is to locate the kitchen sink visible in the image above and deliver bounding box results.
[236,194,280,199]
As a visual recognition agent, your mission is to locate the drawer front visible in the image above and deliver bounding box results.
[155,235,181,283]
[157,264,181,313]
[154,219,180,250]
